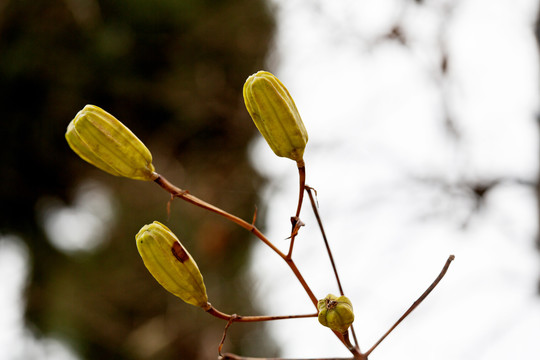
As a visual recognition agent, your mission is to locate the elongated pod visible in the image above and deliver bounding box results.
[243,71,308,162]
[66,105,156,181]
[136,221,208,308]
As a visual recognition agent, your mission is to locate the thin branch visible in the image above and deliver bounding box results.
[153,173,318,306]
[342,331,364,359]
[284,258,318,306]
[295,160,306,219]
[205,305,318,322]
[364,255,455,357]
[305,186,345,296]
[305,186,360,348]
[166,193,174,220]
[218,315,236,357]
[287,161,306,258]
[220,354,354,360]
[153,173,285,258]
[153,172,362,355]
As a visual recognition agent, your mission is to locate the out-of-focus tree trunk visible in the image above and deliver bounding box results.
[0,0,277,359]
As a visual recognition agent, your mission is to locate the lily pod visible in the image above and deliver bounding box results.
[136,221,209,308]
[243,71,308,162]
[66,104,157,181]
[317,294,355,333]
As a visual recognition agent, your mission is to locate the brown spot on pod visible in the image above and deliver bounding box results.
[172,241,189,263]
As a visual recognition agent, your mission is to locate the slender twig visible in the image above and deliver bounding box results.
[205,305,318,322]
[342,331,356,354]
[166,193,174,220]
[284,258,317,306]
[295,160,306,219]
[153,172,362,356]
[218,315,236,357]
[364,255,455,357]
[305,186,345,296]
[220,354,354,360]
[154,174,285,257]
[153,173,318,306]
[287,160,306,258]
[305,186,359,348]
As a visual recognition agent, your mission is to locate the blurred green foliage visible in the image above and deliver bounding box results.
[0,0,276,358]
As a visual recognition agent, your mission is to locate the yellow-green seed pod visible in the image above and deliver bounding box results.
[136,221,208,308]
[66,104,157,181]
[317,294,355,333]
[243,71,308,162]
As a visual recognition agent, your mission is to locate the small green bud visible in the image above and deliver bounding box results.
[317,294,355,333]
[136,221,208,308]
[243,71,308,162]
[66,104,157,181]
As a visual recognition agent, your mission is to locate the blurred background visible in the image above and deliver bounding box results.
[250,0,540,359]
[1,0,540,360]
[0,0,276,359]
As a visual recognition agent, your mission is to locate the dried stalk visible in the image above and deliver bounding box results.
[364,255,455,357]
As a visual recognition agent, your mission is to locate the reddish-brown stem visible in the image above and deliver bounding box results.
[305,186,359,349]
[343,332,367,360]
[287,160,306,259]
[153,173,358,355]
[205,305,318,322]
[153,173,318,306]
[218,315,236,357]
[364,255,455,357]
[305,186,344,295]
[295,160,306,219]
[154,174,285,258]
[220,355,354,360]
[284,257,318,306]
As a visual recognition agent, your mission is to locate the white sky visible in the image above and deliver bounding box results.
[250,0,540,359]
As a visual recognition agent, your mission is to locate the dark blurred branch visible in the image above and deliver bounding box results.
[413,174,536,228]
[534,6,540,293]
